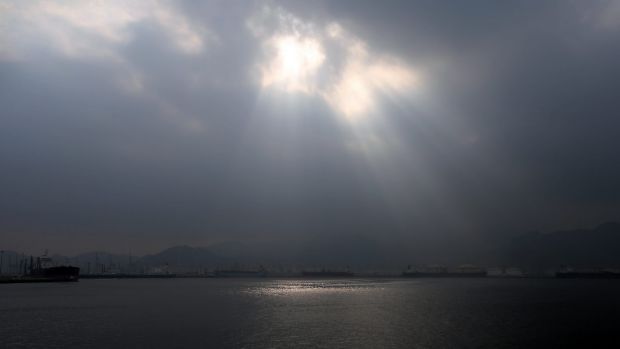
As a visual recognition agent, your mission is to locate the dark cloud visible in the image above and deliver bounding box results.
[1,1,619,255]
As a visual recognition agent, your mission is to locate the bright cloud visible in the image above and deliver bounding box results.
[250,6,419,119]
[0,0,213,61]
[324,41,417,119]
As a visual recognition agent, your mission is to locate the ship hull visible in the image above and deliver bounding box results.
[0,276,78,283]
[1,266,80,283]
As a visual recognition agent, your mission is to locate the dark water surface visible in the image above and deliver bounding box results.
[1,278,619,348]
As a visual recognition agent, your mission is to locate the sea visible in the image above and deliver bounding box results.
[1,278,619,348]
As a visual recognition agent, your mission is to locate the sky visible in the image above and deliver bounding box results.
[1,0,620,255]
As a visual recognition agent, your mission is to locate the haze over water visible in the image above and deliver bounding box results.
[2,278,620,348]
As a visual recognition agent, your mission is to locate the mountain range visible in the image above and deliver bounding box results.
[2,222,620,273]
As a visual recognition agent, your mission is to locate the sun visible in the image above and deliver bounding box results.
[260,35,325,94]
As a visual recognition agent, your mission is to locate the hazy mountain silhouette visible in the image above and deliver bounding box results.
[140,245,224,268]
[500,222,620,270]
[4,222,620,272]
[71,251,133,265]
[142,223,620,271]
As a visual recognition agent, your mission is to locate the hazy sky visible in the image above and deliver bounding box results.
[1,1,620,255]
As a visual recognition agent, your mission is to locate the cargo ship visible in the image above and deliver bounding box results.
[402,264,487,277]
[1,254,79,283]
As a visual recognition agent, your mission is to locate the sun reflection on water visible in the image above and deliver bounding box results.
[243,279,387,297]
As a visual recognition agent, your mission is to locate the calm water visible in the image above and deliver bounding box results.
[1,278,620,348]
